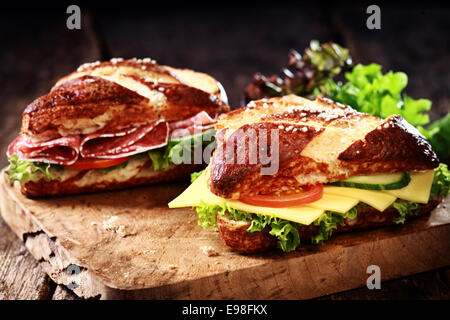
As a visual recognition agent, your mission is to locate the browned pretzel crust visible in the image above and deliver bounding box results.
[21,58,229,141]
[209,95,438,199]
[339,115,439,171]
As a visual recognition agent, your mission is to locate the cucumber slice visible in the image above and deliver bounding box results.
[331,172,411,190]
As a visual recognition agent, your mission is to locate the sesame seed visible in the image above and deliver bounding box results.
[142,57,156,63]
[110,57,124,64]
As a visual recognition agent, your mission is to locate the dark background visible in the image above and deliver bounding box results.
[0,1,449,299]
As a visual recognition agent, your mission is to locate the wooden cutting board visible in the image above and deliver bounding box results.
[0,170,449,299]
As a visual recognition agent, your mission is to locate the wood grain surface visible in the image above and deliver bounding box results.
[1,170,449,299]
[0,3,449,299]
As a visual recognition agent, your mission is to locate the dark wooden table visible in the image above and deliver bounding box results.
[0,3,449,300]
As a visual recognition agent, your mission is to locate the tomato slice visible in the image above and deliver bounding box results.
[64,156,129,171]
[239,184,323,208]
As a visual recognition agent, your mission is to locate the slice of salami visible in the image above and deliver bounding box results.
[169,111,215,130]
[169,111,216,139]
[7,110,215,165]
[170,123,215,140]
[114,122,169,156]
[80,121,169,158]
[8,135,80,165]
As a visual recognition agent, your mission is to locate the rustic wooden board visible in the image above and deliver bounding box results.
[0,170,449,299]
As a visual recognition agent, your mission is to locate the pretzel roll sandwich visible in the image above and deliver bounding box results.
[6,58,229,197]
[169,95,449,253]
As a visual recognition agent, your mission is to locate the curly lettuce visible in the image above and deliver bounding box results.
[310,206,358,244]
[7,154,60,184]
[247,215,300,252]
[391,199,421,224]
[328,63,431,127]
[195,201,300,252]
[190,170,204,183]
[430,163,450,199]
[423,115,450,164]
[148,129,216,171]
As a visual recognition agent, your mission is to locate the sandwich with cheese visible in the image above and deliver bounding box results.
[169,95,449,253]
[6,58,229,197]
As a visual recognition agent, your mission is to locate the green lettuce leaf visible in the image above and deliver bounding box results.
[247,214,300,252]
[422,114,450,163]
[190,170,204,183]
[430,163,450,199]
[391,199,420,224]
[148,129,216,171]
[330,63,431,127]
[195,202,300,252]
[148,148,170,171]
[310,206,358,244]
[7,154,60,184]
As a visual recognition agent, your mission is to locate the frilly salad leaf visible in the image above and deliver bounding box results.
[195,201,300,252]
[422,114,450,162]
[328,63,448,162]
[7,154,60,184]
[310,206,357,244]
[430,163,450,199]
[391,199,420,224]
[190,170,204,183]
[148,129,216,171]
[328,63,431,127]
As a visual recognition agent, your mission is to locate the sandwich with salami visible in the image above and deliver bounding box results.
[169,95,450,253]
[6,58,229,197]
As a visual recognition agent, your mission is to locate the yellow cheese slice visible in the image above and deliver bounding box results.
[324,186,396,212]
[306,193,359,213]
[169,172,325,225]
[384,170,434,204]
